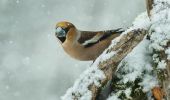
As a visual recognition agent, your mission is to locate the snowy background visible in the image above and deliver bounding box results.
[0,0,145,100]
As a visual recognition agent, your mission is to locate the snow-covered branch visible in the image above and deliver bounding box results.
[61,0,170,99]
[61,12,150,100]
[146,0,154,17]
[147,0,170,99]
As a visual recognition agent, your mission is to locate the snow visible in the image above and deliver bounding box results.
[62,37,119,99]
[99,51,118,62]
[61,66,105,100]
[144,0,170,99]
[165,47,170,60]
[139,75,158,92]
[149,42,164,51]
[124,88,132,99]
[107,94,120,100]
[153,54,160,63]
[132,12,151,29]
[122,71,142,83]
[110,38,157,98]
[108,12,150,51]
[157,60,167,69]
[107,12,162,99]
[149,0,170,72]
[149,0,170,51]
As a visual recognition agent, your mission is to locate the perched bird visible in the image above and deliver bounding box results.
[55,21,124,61]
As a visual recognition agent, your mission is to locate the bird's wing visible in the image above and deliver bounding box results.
[78,31,98,44]
[79,28,124,48]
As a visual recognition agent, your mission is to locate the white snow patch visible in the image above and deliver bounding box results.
[149,42,164,51]
[165,47,170,60]
[122,71,142,83]
[106,12,158,98]
[119,39,153,79]
[153,54,159,63]
[139,75,158,92]
[99,51,118,62]
[124,88,132,99]
[157,60,166,69]
[118,39,157,92]
[61,66,105,100]
[108,12,150,51]
[132,12,151,29]
[149,0,170,52]
[107,94,120,100]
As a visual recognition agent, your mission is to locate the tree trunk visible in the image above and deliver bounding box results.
[146,0,170,99]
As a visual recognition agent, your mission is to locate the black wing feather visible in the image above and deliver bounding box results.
[79,28,124,48]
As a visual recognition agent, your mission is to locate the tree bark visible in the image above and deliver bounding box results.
[90,29,147,100]
[146,0,153,17]
[146,0,170,99]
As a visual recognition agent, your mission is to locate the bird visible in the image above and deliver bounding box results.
[55,21,124,61]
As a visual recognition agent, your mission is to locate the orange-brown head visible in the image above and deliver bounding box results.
[55,21,76,43]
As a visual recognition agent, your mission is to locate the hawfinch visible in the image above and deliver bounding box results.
[55,21,124,61]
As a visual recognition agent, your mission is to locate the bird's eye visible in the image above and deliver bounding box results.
[55,27,66,37]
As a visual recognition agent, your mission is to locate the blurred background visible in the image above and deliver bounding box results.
[0,0,145,100]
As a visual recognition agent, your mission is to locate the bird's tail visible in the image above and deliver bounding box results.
[103,28,124,37]
[99,28,124,41]
[110,28,124,33]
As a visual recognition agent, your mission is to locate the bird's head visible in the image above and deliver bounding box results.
[55,21,76,43]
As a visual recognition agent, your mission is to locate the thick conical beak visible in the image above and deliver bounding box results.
[55,27,67,43]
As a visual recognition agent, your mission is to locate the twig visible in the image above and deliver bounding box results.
[146,0,154,17]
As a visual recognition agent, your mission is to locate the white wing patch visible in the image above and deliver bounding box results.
[82,34,103,46]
